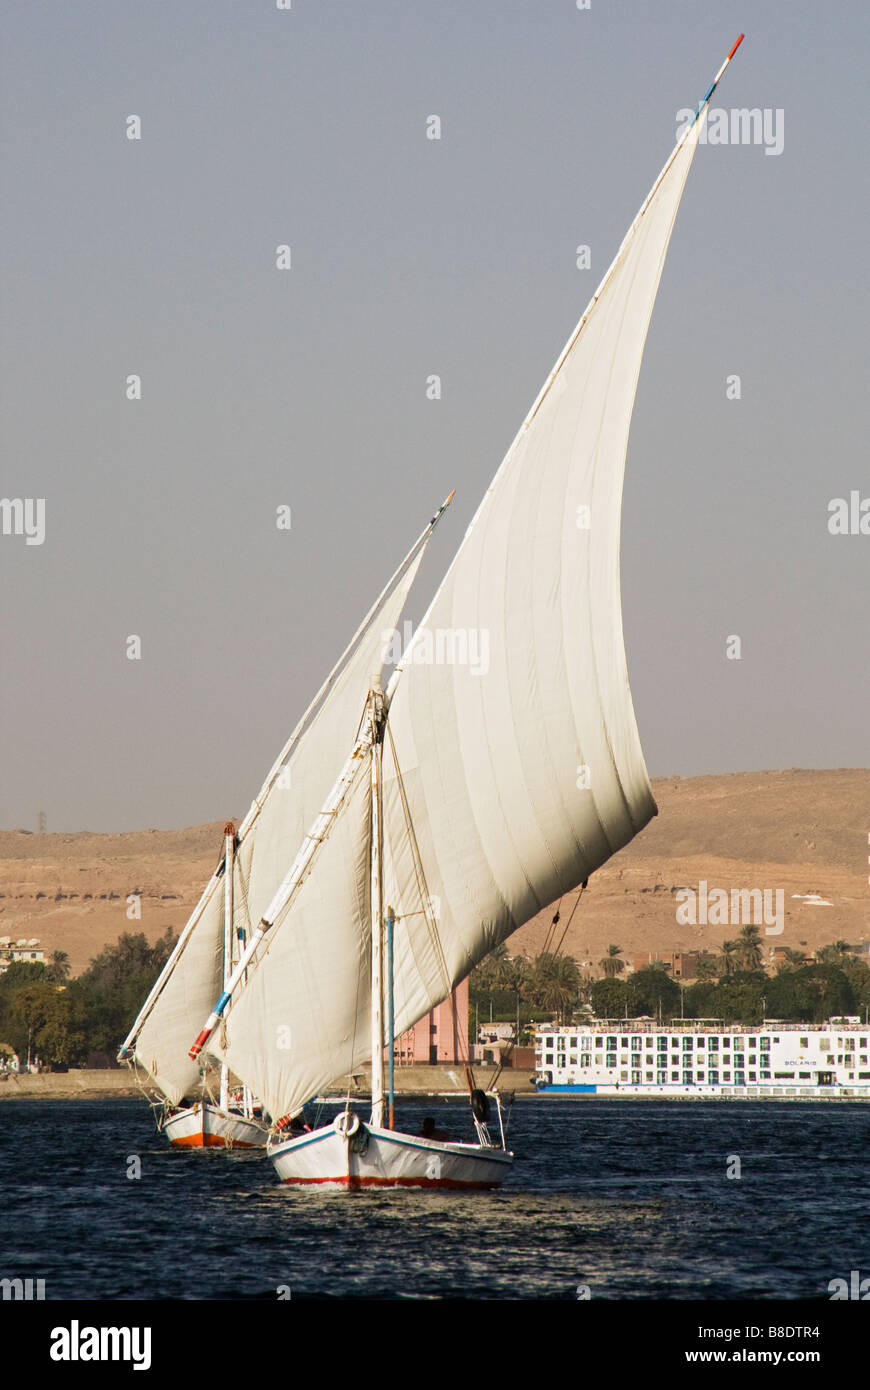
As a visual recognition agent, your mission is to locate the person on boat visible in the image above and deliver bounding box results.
[420,1116,450,1141]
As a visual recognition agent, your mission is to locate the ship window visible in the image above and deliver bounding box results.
[595,1037,603,1047]
[697,1071,705,1080]
[845,1039,855,1051]
[682,1038,693,1050]
[557,1037,566,1050]
[607,1037,617,1049]
[620,1071,629,1082]
[544,1036,554,1047]
[631,1071,641,1084]
[569,1055,578,1066]
[657,1038,667,1051]
[646,1038,654,1048]
[859,1072,870,1079]
[860,1038,867,1049]
[799,1072,811,1079]
[580,1054,591,1067]
[708,1070,719,1083]
[722,1037,730,1046]
[545,1053,554,1065]
[645,1071,654,1082]
[682,1071,693,1084]
[722,1072,731,1082]
[697,1038,704,1048]
[569,1037,578,1048]
[800,1038,808,1048]
[774,1072,794,1079]
[620,1038,629,1048]
[606,1054,617,1068]
[656,1071,667,1084]
[773,1036,780,1043]
[748,1072,756,1081]
[631,1037,642,1051]
[760,1071,770,1079]
[734,1071,746,1084]
[819,1038,831,1050]
[671,1071,679,1081]
[708,1038,718,1051]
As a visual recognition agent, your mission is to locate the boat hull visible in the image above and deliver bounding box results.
[269,1121,513,1189]
[163,1102,268,1148]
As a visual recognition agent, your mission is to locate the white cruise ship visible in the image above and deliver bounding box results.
[533,1017,870,1098]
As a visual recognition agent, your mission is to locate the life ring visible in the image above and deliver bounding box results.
[333,1110,360,1138]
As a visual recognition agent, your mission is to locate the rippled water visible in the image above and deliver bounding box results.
[1,1097,867,1299]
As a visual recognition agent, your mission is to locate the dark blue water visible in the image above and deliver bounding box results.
[1,1098,867,1299]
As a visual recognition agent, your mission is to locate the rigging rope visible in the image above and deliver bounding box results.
[385,720,477,1095]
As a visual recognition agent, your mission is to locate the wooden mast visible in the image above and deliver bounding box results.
[369,690,385,1129]
[219,822,234,1114]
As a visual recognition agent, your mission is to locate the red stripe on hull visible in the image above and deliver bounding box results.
[279,1174,500,1189]
[169,1133,260,1149]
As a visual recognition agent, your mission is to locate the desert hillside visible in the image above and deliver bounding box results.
[0,769,868,976]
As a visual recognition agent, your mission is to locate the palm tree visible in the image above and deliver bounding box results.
[718,940,740,977]
[599,944,625,979]
[736,925,763,971]
[497,954,532,1037]
[47,950,70,983]
[776,947,807,973]
[815,940,851,964]
[527,953,582,1023]
[694,955,718,982]
[469,942,508,1022]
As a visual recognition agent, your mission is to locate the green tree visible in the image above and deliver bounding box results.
[599,944,625,978]
[35,988,87,1065]
[718,941,740,977]
[694,955,718,982]
[736,925,763,971]
[590,976,636,1019]
[775,948,807,972]
[630,965,681,1020]
[76,929,178,1053]
[46,950,71,983]
[763,964,855,1023]
[526,953,581,1023]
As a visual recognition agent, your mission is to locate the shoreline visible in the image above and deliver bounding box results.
[0,1065,537,1101]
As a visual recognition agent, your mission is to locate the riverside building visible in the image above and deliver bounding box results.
[533,1018,870,1097]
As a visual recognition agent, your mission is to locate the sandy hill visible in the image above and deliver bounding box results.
[0,770,868,976]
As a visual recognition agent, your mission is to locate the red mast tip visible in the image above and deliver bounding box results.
[728,34,745,60]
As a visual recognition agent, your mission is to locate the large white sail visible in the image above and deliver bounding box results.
[217,754,373,1123]
[123,516,438,1103]
[380,113,709,1028]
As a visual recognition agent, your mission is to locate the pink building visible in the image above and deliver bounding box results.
[394,977,469,1065]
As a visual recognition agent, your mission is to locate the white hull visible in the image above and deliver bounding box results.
[536,1081,870,1100]
[269,1119,513,1189]
[162,1101,268,1148]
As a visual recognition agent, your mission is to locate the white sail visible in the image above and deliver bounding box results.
[232,525,431,934]
[381,115,709,1027]
[134,890,225,1106]
[216,753,373,1123]
[123,517,437,1103]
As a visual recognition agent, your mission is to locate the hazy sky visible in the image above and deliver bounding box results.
[2,1,868,833]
